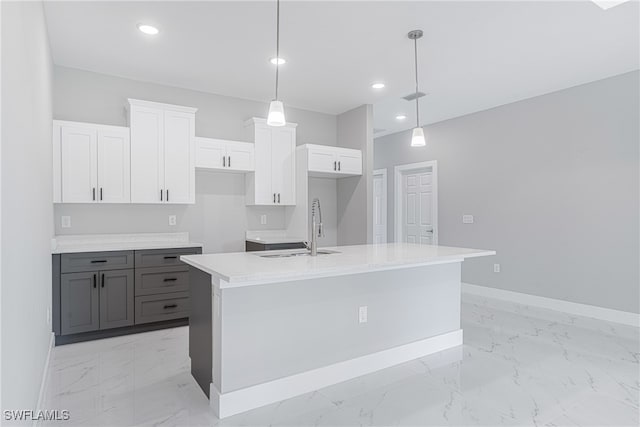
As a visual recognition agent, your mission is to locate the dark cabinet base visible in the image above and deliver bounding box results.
[55,317,188,345]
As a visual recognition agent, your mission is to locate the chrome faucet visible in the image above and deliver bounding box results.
[310,198,323,256]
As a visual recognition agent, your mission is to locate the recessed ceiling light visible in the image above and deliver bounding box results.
[591,0,630,9]
[395,114,407,121]
[137,24,159,35]
[371,83,385,89]
[270,57,286,65]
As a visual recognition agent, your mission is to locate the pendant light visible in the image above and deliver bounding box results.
[267,0,286,126]
[408,30,426,147]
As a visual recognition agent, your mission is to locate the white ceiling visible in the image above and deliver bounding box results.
[44,1,639,137]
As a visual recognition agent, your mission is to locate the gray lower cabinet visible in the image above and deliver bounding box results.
[60,271,100,335]
[60,269,134,335]
[99,270,134,330]
[53,246,201,344]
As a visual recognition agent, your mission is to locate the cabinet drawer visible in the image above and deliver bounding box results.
[135,266,189,296]
[135,292,190,324]
[61,251,133,273]
[134,247,201,268]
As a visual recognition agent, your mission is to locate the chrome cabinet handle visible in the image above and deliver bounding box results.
[338,161,341,171]
[334,161,337,171]
[228,156,231,168]
[100,188,103,201]
[92,188,96,201]
[273,193,276,203]
[160,189,163,201]
[278,193,281,203]
[223,156,226,167]
[167,189,169,202]
[101,273,105,288]
[93,274,97,288]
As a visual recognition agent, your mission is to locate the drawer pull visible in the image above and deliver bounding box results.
[163,304,178,309]
[163,256,178,260]
[91,260,107,263]
[163,278,178,282]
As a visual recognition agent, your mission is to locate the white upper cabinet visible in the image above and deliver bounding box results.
[128,99,196,204]
[196,137,254,172]
[303,144,362,178]
[244,118,297,206]
[53,121,130,203]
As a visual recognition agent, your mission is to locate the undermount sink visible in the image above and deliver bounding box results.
[258,249,340,258]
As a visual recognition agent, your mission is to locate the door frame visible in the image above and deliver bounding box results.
[394,160,438,244]
[372,168,388,243]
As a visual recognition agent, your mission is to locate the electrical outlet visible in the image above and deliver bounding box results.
[168,215,177,226]
[260,214,267,225]
[463,215,474,224]
[359,306,368,324]
[61,216,71,228]
[494,263,501,273]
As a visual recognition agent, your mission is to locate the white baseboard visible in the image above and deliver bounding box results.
[462,283,639,328]
[34,332,55,427]
[210,329,463,419]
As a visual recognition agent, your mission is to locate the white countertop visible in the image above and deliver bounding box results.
[181,243,495,288]
[245,230,306,245]
[52,232,203,254]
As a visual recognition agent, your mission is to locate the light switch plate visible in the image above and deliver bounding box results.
[260,215,267,225]
[359,306,368,324]
[463,215,474,224]
[61,216,71,228]
[494,263,501,273]
[168,215,177,226]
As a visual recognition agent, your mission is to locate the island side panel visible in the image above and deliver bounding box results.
[219,262,461,393]
[189,266,213,397]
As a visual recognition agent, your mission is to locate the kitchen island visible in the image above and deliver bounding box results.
[181,243,495,418]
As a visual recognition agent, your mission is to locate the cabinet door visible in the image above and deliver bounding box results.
[97,129,130,203]
[99,270,134,330]
[61,125,98,203]
[336,150,362,175]
[130,106,164,203]
[308,146,337,173]
[253,124,274,204]
[195,137,226,170]
[226,142,255,172]
[271,127,296,205]
[61,272,99,335]
[164,110,195,204]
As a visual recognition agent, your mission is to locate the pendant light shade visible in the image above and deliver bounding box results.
[267,100,286,127]
[408,29,426,147]
[411,127,426,147]
[267,0,286,126]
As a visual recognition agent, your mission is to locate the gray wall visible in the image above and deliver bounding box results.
[374,71,639,314]
[1,0,54,412]
[53,66,338,252]
[337,105,374,245]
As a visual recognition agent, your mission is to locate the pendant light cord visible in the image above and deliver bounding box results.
[414,36,420,128]
[275,0,280,100]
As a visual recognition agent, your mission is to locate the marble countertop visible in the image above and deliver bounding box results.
[245,230,306,245]
[181,243,495,288]
[52,232,203,254]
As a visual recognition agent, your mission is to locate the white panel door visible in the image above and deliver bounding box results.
[271,126,296,205]
[61,125,97,203]
[308,147,336,173]
[403,171,434,244]
[373,173,387,244]
[130,106,164,203]
[97,129,130,203]
[336,150,362,175]
[226,142,255,172]
[163,110,195,204]
[195,137,226,169]
[253,124,273,204]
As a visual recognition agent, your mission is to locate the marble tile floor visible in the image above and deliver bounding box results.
[39,294,639,427]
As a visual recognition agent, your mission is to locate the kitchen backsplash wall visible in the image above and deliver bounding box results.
[52,66,339,252]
